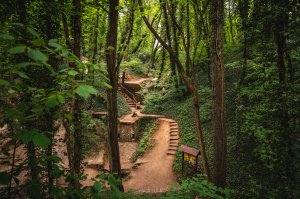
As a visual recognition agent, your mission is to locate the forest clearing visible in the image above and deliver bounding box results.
[0,0,299,198]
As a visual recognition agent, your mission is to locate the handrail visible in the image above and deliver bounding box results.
[118,83,138,104]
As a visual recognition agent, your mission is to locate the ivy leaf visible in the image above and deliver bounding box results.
[31,38,45,46]
[8,45,26,54]
[16,62,31,68]
[27,27,40,38]
[48,42,63,50]
[28,48,48,64]
[0,33,14,40]
[93,181,101,191]
[75,85,98,99]
[0,172,10,185]
[99,82,112,89]
[0,79,10,86]
[46,94,65,108]
[67,70,78,76]
[20,131,35,144]
[16,71,29,79]
[33,133,50,148]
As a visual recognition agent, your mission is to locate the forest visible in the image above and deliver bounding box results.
[0,0,299,198]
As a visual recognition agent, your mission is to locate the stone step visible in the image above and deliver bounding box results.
[170,123,178,126]
[169,144,178,148]
[170,130,178,133]
[167,151,177,155]
[170,137,179,141]
[168,147,178,151]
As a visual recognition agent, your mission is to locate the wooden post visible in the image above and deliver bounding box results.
[122,71,125,85]
[182,151,184,177]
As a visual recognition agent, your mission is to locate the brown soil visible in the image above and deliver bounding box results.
[124,118,176,193]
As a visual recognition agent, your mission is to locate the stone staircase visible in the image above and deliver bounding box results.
[167,120,180,155]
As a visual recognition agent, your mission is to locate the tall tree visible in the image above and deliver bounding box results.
[71,0,83,189]
[211,0,226,187]
[106,0,123,190]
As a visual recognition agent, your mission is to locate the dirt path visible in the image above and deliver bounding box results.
[124,118,176,193]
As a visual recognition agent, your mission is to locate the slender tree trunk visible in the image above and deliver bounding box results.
[106,0,123,190]
[16,0,27,24]
[228,0,235,43]
[274,1,294,196]
[211,0,226,187]
[170,1,180,87]
[158,48,166,80]
[71,0,83,189]
[160,0,177,86]
[148,39,159,76]
[59,0,71,48]
[117,0,135,68]
[92,9,99,64]
[185,0,191,76]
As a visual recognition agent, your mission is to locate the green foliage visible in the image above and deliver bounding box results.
[75,84,98,99]
[0,24,109,198]
[81,110,104,157]
[156,175,232,199]
[83,173,130,199]
[120,58,147,76]
[130,118,157,163]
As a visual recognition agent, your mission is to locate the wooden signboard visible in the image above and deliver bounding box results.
[180,145,200,177]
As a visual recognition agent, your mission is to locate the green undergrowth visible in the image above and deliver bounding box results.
[82,174,231,199]
[81,110,106,157]
[120,57,148,77]
[130,118,157,163]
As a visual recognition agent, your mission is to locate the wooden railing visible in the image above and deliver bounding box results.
[118,83,138,104]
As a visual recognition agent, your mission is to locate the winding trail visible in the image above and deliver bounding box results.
[124,118,177,193]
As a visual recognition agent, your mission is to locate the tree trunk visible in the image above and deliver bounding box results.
[71,0,83,189]
[274,1,294,196]
[160,0,177,86]
[59,0,71,48]
[92,9,99,64]
[117,0,135,68]
[211,0,226,187]
[158,48,166,80]
[185,0,191,76]
[106,0,123,190]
